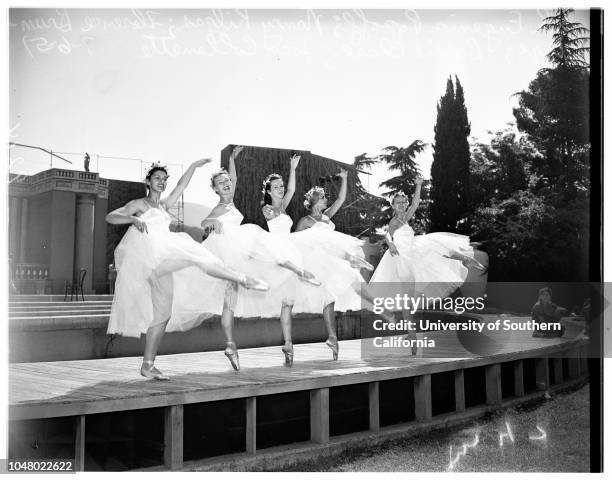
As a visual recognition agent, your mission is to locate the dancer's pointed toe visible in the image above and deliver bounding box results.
[140,361,170,380]
[282,343,294,367]
[224,342,241,371]
[326,336,339,360]
[297,269,322,286]
[240,275,270,291]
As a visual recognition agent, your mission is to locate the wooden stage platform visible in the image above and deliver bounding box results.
[8,315,590,472]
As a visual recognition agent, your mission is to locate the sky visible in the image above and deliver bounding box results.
[8,8,590,208]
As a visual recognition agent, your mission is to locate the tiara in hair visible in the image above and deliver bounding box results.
[144,162,168,181]
[303,186,326,208]
[210,168,230,187]
[261,173,282,196]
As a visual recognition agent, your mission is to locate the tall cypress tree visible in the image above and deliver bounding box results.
[430,76,471,233]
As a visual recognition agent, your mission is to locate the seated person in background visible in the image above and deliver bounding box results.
[580,298,591,337]
[531,287,567,338]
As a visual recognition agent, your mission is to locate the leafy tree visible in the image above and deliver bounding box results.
[539,8,590,69]
[430,76,471,233]
[513,8,590,193]
[468,9,591,281]
[471,185,589,281]
[347,153,389,234]
[378,141,426,198]
[353,152,378,171]
[470,127,533,208]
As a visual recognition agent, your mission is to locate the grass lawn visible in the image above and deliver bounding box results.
[285,382,590,472]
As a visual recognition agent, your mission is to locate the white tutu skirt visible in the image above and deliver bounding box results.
[109,215,229,337]
[281,228,365,313]
[292,222,366,261]
[369,227,469,305]
[174,224,301,319]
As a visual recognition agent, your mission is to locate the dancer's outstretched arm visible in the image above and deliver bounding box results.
[228,145,244,192]
[164,159,212,208]
[325,168,348,219]
[282,154,300,209]
[405,175,423,221]
[106,199,149,233]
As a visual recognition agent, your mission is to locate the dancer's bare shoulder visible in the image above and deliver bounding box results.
[207,203,229,219]
[125,198,149,216]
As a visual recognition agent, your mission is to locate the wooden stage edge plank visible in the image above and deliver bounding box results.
[9,337,589,421]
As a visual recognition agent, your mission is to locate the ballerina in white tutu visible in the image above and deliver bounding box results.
[276,169,395,360]
[198,146,320,369]
[107,160,268,380]
[370,176,483,294]
[260,154,343,362]
[370,176,484,352]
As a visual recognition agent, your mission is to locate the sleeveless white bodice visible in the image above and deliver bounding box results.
[267,213,293,234]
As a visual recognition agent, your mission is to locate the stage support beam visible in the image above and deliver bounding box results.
[534,357,549,391]
[164,405,183,470]
[74,415,85,472]
[514,360,524,397]
[246,397,256,454]
[567,351,580,378]
[579,346,588,375]
[552,358,563,384]
[368,382,379,432]
[310,388,329,444]
[454,370,465,412]
[485,364,502,405]
[414,374,432,421]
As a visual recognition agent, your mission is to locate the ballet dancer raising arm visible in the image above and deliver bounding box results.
[201,146,244,233]
[385,175,423,256]
[384,176,483,270]
[260,154,322,366]
[165,158,213,208]
[282,154,300,208]
[198,147,316,370]
[295,168,348,232]
[106,160,268,380]
[106,159,212,232]
[262,154,300,220]
[324,168,348,219]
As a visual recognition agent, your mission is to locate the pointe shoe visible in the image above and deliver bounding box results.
[297,269,321,286]
[279,262,322,286]
[462,256,486,272]
[447,252,486,272]
[239,275,270,291]
[347,254,374,271]
[140,360,170,380]
[224,342,240,371]
[326,336,339,360]
[282,343,294,367]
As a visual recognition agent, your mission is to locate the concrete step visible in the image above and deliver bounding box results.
[10,303,112,309]
[9,314,111,331]
[9,294,114,302]
[9,301,113,307]
[9,309,111,318]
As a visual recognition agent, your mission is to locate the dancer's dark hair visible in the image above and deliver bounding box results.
[260,173,283,206]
